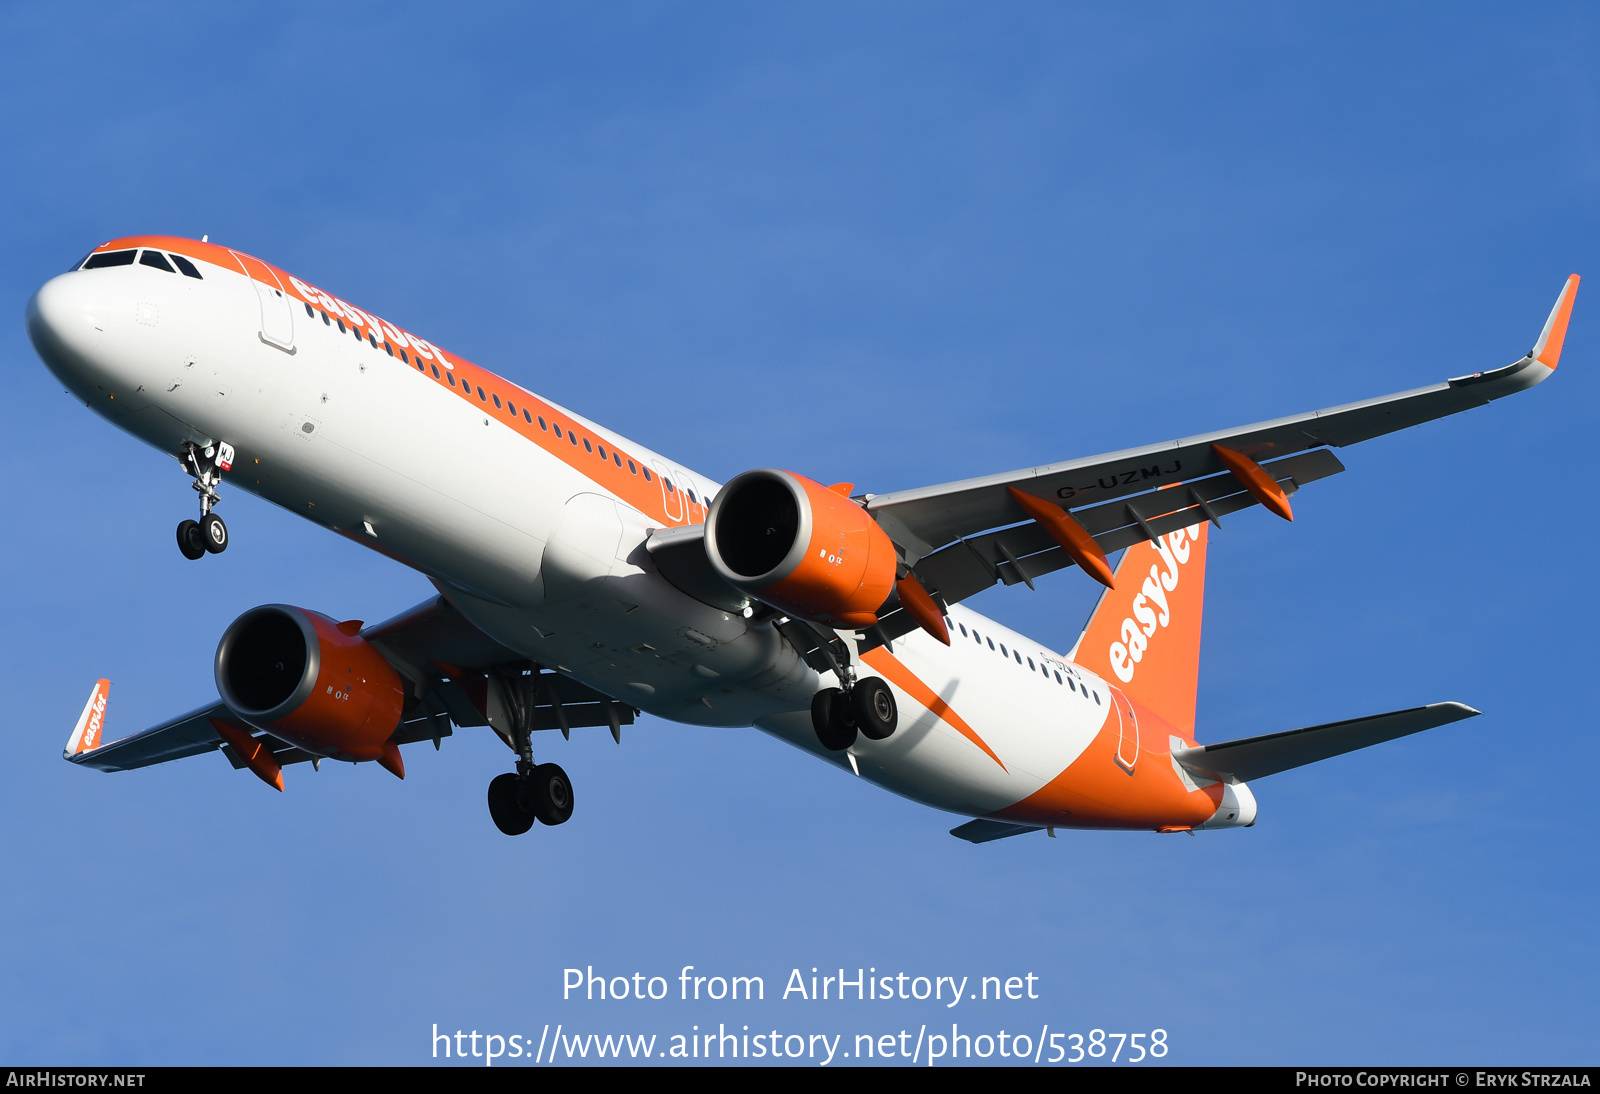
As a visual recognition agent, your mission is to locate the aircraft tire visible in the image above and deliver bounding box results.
[487,772,536,835]
[529,762,574,826]
[176,520,206,560]
[810,688,857,751]
[200,513,228,554]
[852,677,898,740]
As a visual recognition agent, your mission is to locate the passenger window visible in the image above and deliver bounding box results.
[643,467,652,481]
[1093,692,1101,705]
[665,479,675,493]
[1000,643,1007,656]
[569,432,578,446]
[583,438,593,452]
[628,460,637,473]
[170,254,203,279]
[986,637,994,650]
[507,401,515,415]
[367,333,377,347]
[553,424,562,438]
[597,444,607,459]
[1027,658,1035,670]
[688,489,698,503]
[1014,651,1022,664]
[384,342,393,357]
[336,319,346,333]
[321,311,330,325]
[304,303,316,318]
[492,393,501,408]
[958,624,968,636]
[613,452,622,466]
[477,386,487,401]
[1055,672,1063,684]
[139,250,175,273]
[538,416,548,430]
[430,363,438,378]
[83,250,137,268]
[448,374,456,387]
[523,409,532,423]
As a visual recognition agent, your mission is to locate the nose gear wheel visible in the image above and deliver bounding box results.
[175,441,232,559]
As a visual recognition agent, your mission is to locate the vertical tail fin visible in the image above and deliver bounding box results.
[1069,522,1209,736]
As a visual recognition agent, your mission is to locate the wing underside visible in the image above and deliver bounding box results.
[65,596,635,778]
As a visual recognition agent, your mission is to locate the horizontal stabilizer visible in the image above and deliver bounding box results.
[950,818,1042,843]
[1173,702,1480,783]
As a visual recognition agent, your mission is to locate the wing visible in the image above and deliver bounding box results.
[864,276,1578,642]
[62,596,635,785]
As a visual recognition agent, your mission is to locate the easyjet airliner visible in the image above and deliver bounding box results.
[27,237,1579,840]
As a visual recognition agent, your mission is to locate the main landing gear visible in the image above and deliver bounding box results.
[175,441,232,561]
[486,668,574,835]
[810,657,899,752]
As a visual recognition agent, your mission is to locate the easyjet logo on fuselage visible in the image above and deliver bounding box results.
[1107,526,1198,683]
[284,275,452,369]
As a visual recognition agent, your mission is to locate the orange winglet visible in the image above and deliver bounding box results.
[1535,274,1581,369]
[1006,487,1115,589]
[1210,445,1293,522]
[378,740,406,780]
[336,619,364,636]
[894,575,950,645]
[210,719,285,792]
[826,482,855,496]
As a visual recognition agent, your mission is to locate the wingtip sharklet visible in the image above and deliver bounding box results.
[64,679,111,760]
[1532,274,1580,369]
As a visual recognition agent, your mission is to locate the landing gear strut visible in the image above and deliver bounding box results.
[485,667,574,835]
[807,640,898,752]
[176,441,232,560]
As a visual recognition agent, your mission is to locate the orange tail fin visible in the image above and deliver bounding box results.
[1069,522,1209,737]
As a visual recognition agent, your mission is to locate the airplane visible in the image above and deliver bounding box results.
[27,236,1579,841]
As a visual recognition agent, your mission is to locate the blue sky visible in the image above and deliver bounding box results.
[1,2,1595,1066]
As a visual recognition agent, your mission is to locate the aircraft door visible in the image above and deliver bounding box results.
[1111,687,1139,773]
[231,251,295,353]
[651,459,685,523]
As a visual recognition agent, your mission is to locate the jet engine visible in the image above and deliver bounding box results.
[705,469,897,628]
[214,605,405,762]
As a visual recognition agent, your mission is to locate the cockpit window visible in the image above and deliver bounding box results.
[169,254,203,279]
[139,250,175,273]
[83,250,137,269]
[68,251,92,272]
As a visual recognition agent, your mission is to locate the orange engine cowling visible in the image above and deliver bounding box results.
[705,469,897,628]
[214,605,405,762]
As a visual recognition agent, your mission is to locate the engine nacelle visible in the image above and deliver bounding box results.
[705,469,897,628]
[215,605,405,762]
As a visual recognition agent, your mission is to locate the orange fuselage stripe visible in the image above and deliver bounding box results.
[860,648,1006,771]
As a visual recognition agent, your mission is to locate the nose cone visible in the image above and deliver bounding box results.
[26,273,105,389]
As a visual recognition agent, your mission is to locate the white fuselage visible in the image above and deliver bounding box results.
[28,241,1233,828]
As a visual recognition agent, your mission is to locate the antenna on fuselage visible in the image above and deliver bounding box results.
[201,235,208,242]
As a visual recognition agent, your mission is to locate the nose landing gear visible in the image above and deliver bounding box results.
[175,441,232,560]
